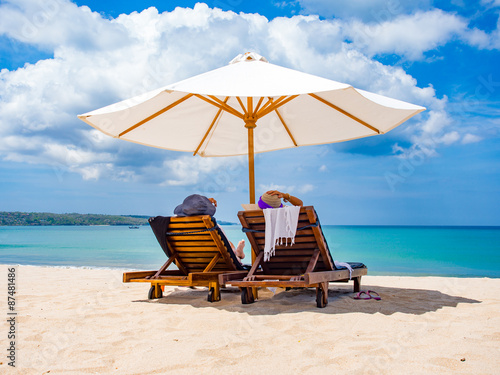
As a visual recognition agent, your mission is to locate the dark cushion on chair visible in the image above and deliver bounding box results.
[335,262,366,270]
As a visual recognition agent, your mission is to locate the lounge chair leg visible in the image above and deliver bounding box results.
[353,277,361,293]
[148,284,163,300]
[252,287,258,300]
[316,282,328,308]
[323,282,328,306]
[207,282,221,302]
[241,287,255,304]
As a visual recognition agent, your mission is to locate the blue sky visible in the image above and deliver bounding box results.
[0,0,499,225]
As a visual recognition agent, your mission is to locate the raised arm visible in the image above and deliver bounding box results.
[265,190,303,206]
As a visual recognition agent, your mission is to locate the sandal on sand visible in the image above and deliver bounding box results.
[367,290,381,300]
[353,291,371,300]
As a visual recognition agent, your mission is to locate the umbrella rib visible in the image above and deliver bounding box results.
[309,93,381,134]
[236,97,248,115]
[253,97,265,115]
[247,97,253,116]
[258,95,299,118]
[274,108,298,147]
[256,96,286,118]
[193,97,229,156]
[195,94,244,119]
[255,97,274,117]
[118,93,194,138]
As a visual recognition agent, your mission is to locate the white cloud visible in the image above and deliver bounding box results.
[165,156,218,186]
[298,184,314,193]
[258,183,291,193]
[257,183,314,195]
[296,0,433,22]
[0,1,489,184]
[0,0,128,51]
[164,155,245,189]
[344,10,467,60]
[74,163,135,181]
[319,165,327,172]
[295,2,500,54]
[394,107,458,160]
[439,131,460,145]
[462,27,493,49]
[420,109,452,136]
[481,0,500,7]
[462,133,483,144]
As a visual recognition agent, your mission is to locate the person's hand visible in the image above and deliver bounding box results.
[266,190,301,206]
[266,190,291,201]
[208,197,217,207]
[265,190,283,198]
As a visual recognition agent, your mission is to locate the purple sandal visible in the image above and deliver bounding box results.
[367,290,381,300]
[353,291,371,300]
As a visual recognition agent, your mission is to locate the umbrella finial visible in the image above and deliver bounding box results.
[229,52,268,64]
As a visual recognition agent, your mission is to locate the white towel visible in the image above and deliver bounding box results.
[263,206,301,261]
[334,261,353,279]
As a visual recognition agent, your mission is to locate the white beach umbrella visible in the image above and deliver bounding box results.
[78,52,425,203]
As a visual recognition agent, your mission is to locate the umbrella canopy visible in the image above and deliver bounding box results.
[78,52,425,203]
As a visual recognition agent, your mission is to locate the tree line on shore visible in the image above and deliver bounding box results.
[0,212,150,226]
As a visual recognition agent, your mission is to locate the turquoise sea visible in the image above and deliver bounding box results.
[0,225,499,277]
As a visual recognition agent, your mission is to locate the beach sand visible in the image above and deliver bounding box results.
[1,266,499,374]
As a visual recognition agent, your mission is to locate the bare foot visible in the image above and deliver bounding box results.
[235,240,245,259]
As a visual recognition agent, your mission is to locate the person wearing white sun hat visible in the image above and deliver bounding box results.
[257,190,303,209]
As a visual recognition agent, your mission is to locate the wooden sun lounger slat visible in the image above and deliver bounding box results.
[263,256,321,263]
[265,263,328,270]
[178,253,225,267]
[172,249,220,255]
[251,249,316,257]
[166,235,214,241]
[123,270,185,282]
[166,216,215,223]
[172,247,219,253]
[250,229,315,238]
[264,243,320,250]
[181,261,233,267]
[169,241,220,247]
[173,254,220,260]
[229,280,308,288]
[125,275,189,283]
[166,222,208,229]
[243,213,311,225]
[254,237,317,245]
[245,274,298,280]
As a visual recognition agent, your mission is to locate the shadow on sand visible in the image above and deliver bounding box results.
[132,283,481,316]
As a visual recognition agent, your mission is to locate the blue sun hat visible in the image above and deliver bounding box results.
[174,194,216,217]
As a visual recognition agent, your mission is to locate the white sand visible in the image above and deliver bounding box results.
[1,266,499,374]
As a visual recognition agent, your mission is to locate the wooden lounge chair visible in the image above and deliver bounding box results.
[219,206,367,308]
[123,215,247,302]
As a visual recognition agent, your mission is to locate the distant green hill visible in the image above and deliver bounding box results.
[0,212,150,226]
[0,212,237,226]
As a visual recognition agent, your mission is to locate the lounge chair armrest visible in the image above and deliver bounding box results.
[218,271,249,285]
[304,269,352,284]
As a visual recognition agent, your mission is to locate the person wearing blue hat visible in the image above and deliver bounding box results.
[174,194,218,216]
[174,194,245,262]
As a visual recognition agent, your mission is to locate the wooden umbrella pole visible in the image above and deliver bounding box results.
[245,117,257,204]
[245,117,259,300]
